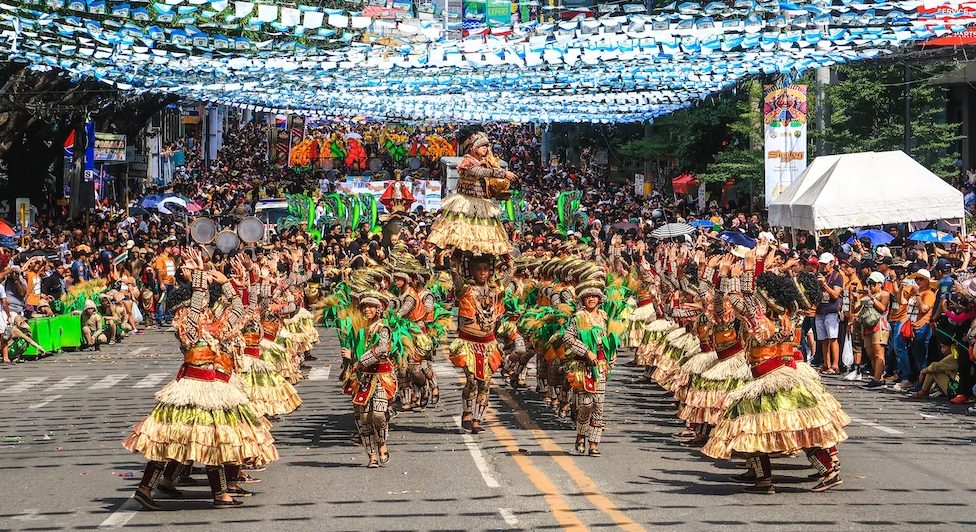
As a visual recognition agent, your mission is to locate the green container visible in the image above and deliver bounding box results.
[53,315,83,349]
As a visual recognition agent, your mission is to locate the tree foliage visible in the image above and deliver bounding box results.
[817,60,962,180]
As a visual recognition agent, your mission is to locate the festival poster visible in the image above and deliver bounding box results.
[486,0,511,27]
[269,116,290,167]
[288,115,306,155]
[763,84,807,206]
[93,132,127,162]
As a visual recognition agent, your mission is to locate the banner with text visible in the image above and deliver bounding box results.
[93,132,127,162]
[763,84,807,206]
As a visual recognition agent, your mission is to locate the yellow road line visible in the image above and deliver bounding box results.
[450,373,587,531]
[495,387,647,532]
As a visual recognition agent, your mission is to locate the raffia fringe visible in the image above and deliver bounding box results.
[726,366,805,402]
[124,415,279,466]
[629,305,657,323]
[240,370,303,417]
[703,404,849,459]
[154,378,250,410]
[700,353,752,381]
[239,353,276,373]
[427,218,510,255]
[439,193,502,218]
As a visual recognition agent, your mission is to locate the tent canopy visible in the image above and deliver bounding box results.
[672,173,699,195]
[767,150,964,232]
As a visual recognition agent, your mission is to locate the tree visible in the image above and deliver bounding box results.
[818,60,962,180]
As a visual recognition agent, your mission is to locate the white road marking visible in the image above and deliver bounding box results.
[88,374,128,390]
[132,372,169,389]
[0,376,48,394]
[30,395,62,410]
[308,366,332,381]
[851,417,904,435]
[11,508,44,521]
[98,498,140,529]
[498,508,519,527]
[48,375,88,391]
[131,347,150,356]
[454,415,501,488]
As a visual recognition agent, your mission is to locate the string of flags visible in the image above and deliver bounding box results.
[1,0,975,122]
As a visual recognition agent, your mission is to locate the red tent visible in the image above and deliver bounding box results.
[671,173,700,195]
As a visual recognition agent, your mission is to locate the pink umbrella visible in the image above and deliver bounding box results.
[186,201,203,214]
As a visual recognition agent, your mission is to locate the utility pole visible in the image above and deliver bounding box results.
[904,54,912,156]
[815,67,830,156]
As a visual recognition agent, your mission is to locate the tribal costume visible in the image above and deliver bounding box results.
[124,268,278,510]
[427,132,512,255]
[702,265,849,494]
[348,292,397,468]
[563,278,612,455]
[449,261,506,434]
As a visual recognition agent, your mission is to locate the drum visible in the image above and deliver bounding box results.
[215,229,241,254]
[408,157,422,170]
[189,217,217,244]
[237,216,264,243]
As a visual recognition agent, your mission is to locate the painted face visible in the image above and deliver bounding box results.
[472,262,491,283]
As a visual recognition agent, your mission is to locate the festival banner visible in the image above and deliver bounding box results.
[920,4,976,45]
[763,84,807,206]
[93,132,127,162]
[83,121,95,182]
[269,115,290,167]
[288,115,306,156]
[634,173,645,197]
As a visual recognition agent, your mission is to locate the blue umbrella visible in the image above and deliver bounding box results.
[845,229,894,247]
[141,194,162,208]
[908,229,959,244]
[718,230,756,249]
[690,219,714,228]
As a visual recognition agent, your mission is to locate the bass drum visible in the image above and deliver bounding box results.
[237,216,265,244]
[189,217,217,244]
[214,229,241,254]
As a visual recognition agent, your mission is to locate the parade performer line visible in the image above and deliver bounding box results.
[494,387,648,532]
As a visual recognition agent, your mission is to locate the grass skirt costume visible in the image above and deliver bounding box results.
[678,350,752,426]
[124,282,279,468]
[651,328,695,387]
[239,332,302,417]
[702,361,848,460]
[634,319,678,367]
[427,149,512,256]
[260,320,303,385]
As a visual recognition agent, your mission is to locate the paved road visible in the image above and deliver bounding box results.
[1,328,975,531]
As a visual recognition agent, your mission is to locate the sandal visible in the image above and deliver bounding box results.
[212,498,244,508]
[575,436,586,455]
[156,483,183,498]
[431,387,440,405]
[461,416,473,431]
[367,456,379,469]
[379,451,390,465]
[471,421,483,434]
[231,475,261,484]
[588,446,601,457]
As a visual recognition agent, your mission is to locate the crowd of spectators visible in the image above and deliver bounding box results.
[2,118,974,415]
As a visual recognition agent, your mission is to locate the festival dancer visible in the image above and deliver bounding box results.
[702,247,849,494]
[343,291,396,468]
[563,276,612,456]
[124,249,278,510]
[449,254,506,434]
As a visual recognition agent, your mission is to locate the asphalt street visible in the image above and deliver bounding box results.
[1,327,975,531]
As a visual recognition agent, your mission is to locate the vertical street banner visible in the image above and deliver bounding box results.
[83,121,96,182]
[269,115,290,167]
[288,115,306,154]
[634,173,644,197]
[763,84,807,206]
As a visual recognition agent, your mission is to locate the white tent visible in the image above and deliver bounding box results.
[767,150,964,231]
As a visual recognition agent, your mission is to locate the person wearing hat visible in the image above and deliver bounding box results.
[343,291,396,468]
[391,265,429,412]
[815,252,843,375]
[895,268,937,392]
[78,297,107,351]
[853,272,891,390]
[563,276,612,456]
[427,130,515,256]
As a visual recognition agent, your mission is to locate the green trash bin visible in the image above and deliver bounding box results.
[53,315,83,350]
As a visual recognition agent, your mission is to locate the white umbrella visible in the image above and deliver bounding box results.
[650,222,695,239]
[158,197,188,215]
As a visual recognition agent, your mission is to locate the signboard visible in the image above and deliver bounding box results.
[921,4,976,45]
[93,132,127,162]
[336,179,442,213]
[763,84,807,206]
[634,173,644,197]
[486,0,512,27]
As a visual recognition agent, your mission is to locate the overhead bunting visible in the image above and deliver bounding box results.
[0,1,974,122]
